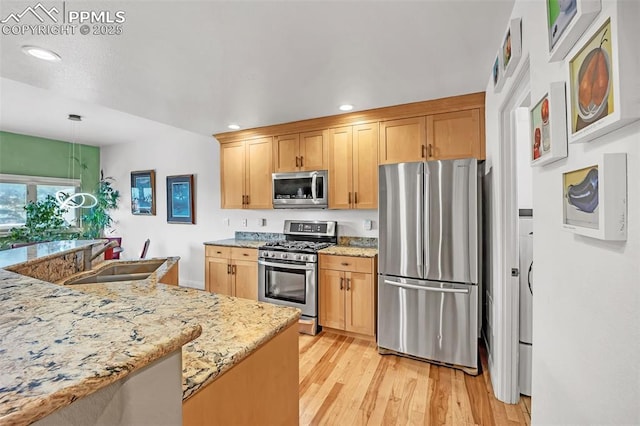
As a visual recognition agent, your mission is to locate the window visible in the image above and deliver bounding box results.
[0,174,81,231]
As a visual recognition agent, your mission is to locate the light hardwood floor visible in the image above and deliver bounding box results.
[299,331,531,425]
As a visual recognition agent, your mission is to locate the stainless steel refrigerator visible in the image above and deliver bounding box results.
[378,159,481,371]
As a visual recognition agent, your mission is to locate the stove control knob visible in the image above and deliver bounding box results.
[269,252,276,258]
[295,254,302,261]
[281,253,288,259]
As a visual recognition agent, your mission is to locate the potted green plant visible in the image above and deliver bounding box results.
[82,171,121,256]
[3,195,75,249]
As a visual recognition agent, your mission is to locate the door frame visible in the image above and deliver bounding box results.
[491,58,530,403]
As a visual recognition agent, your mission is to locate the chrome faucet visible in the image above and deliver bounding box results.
[84,240,119,270]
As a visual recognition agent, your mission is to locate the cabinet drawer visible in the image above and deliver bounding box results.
[206,245,231,259]
[319,254,374,273]
[231,247,258,261]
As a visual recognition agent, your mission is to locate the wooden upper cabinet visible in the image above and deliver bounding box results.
[274,131,327,172]
[221,137,272,209]
[299,130,326,171]
[328,127,353,209]
[379,117,426,164]
[352,123,378,210]
[220,142,246,209]
[328,124,378,210]
[245,137,273,209]
[273,134,299,172]
[426,109,484,160]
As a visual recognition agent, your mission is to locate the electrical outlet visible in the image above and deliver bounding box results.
[257,218,266,227]
[363,219,372,230]
[223,218,230,226]
[241,218,247,227]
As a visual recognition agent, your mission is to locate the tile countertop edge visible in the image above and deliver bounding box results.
[318,246,378,258]
[203,239,266,249]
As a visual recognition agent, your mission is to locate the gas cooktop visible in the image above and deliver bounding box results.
[260,240,333,253]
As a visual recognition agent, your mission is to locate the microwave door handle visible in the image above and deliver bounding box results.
[311,172,318,203]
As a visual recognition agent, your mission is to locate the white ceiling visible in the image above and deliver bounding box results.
[0,0,514,146]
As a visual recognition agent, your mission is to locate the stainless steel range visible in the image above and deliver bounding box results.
[258,220,337,334]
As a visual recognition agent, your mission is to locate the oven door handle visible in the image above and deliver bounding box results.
[258,260,314,270]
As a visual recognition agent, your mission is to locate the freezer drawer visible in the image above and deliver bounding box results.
[377,275,478,369]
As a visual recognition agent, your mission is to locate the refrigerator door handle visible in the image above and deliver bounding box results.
[424,171,430,277]
[384,279,470,294]
[416,174,423,272]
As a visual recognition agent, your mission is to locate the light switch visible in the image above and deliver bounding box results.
[256,218,266,227]
[223,218,230,226]
[363,219,372,230]
[241,219,248,227]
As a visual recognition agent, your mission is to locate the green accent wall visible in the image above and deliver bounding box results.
[0,131,100,192]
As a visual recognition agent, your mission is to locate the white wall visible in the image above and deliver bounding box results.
[101,126,377,289]
[486,0,639,423]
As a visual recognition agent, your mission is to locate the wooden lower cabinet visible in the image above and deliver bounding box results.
[205,246,258,300]
[319,254,376,338]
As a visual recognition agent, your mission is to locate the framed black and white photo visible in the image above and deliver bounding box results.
[166,174,195,224]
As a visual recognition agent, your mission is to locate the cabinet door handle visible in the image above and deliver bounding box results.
[300,156,303,167]
[341,262,350,266]
[354,192,358,205]
[241,195,246,205]
[246,195,250,205]
[242,253,248,256]
[227,264,231,274]
[348,192,351,204]
[295,156,300,167]
[340,277,344,290]
[346,278,351,291]
[428,144,433,157]
[216,251,222,254]
[232,265,236,275]
[421,144,426,158]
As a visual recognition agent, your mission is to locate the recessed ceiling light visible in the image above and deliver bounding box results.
[228,124,240,130]
[21,45,61,62]
[339,104,354,111]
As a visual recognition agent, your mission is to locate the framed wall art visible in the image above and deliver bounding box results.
[566,4,640,144]
[547,0,600,62]
[131,170,156,215]
[166,174,195,224]
[492,51,504,93]
[502,18,522,78]
[530,82,567,167]
[561,153,627,241]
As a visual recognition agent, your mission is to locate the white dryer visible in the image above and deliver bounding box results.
[518,213,533,396]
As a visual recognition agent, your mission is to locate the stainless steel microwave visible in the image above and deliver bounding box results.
[272,170,328,209]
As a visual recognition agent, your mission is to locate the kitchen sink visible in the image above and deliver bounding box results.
[63,259,167,285]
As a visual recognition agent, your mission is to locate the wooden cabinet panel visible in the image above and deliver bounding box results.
[352,123,378,209]
[231,247,258,262]
[379,117,426,164]
[233,260,258,301]
[206,257,232,295]
[328,127,353,209]
[319,254,373,274]
[220,142,245,209]
[345,272,374,336]
[246,137,273,209]
[206,246,231,259]
[426,109,482,160]
[299,130,326,171]
[273,134,299,172]
[319,255,376,338]
[319,268,345,330]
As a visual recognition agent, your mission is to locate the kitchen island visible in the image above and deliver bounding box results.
[0,241,300,425]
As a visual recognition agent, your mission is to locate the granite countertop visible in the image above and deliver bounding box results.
[203,238,266,249]
[0,269,202,426]
[319,246,378,257]
[69,279,301,400]
[0,240,104,269]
